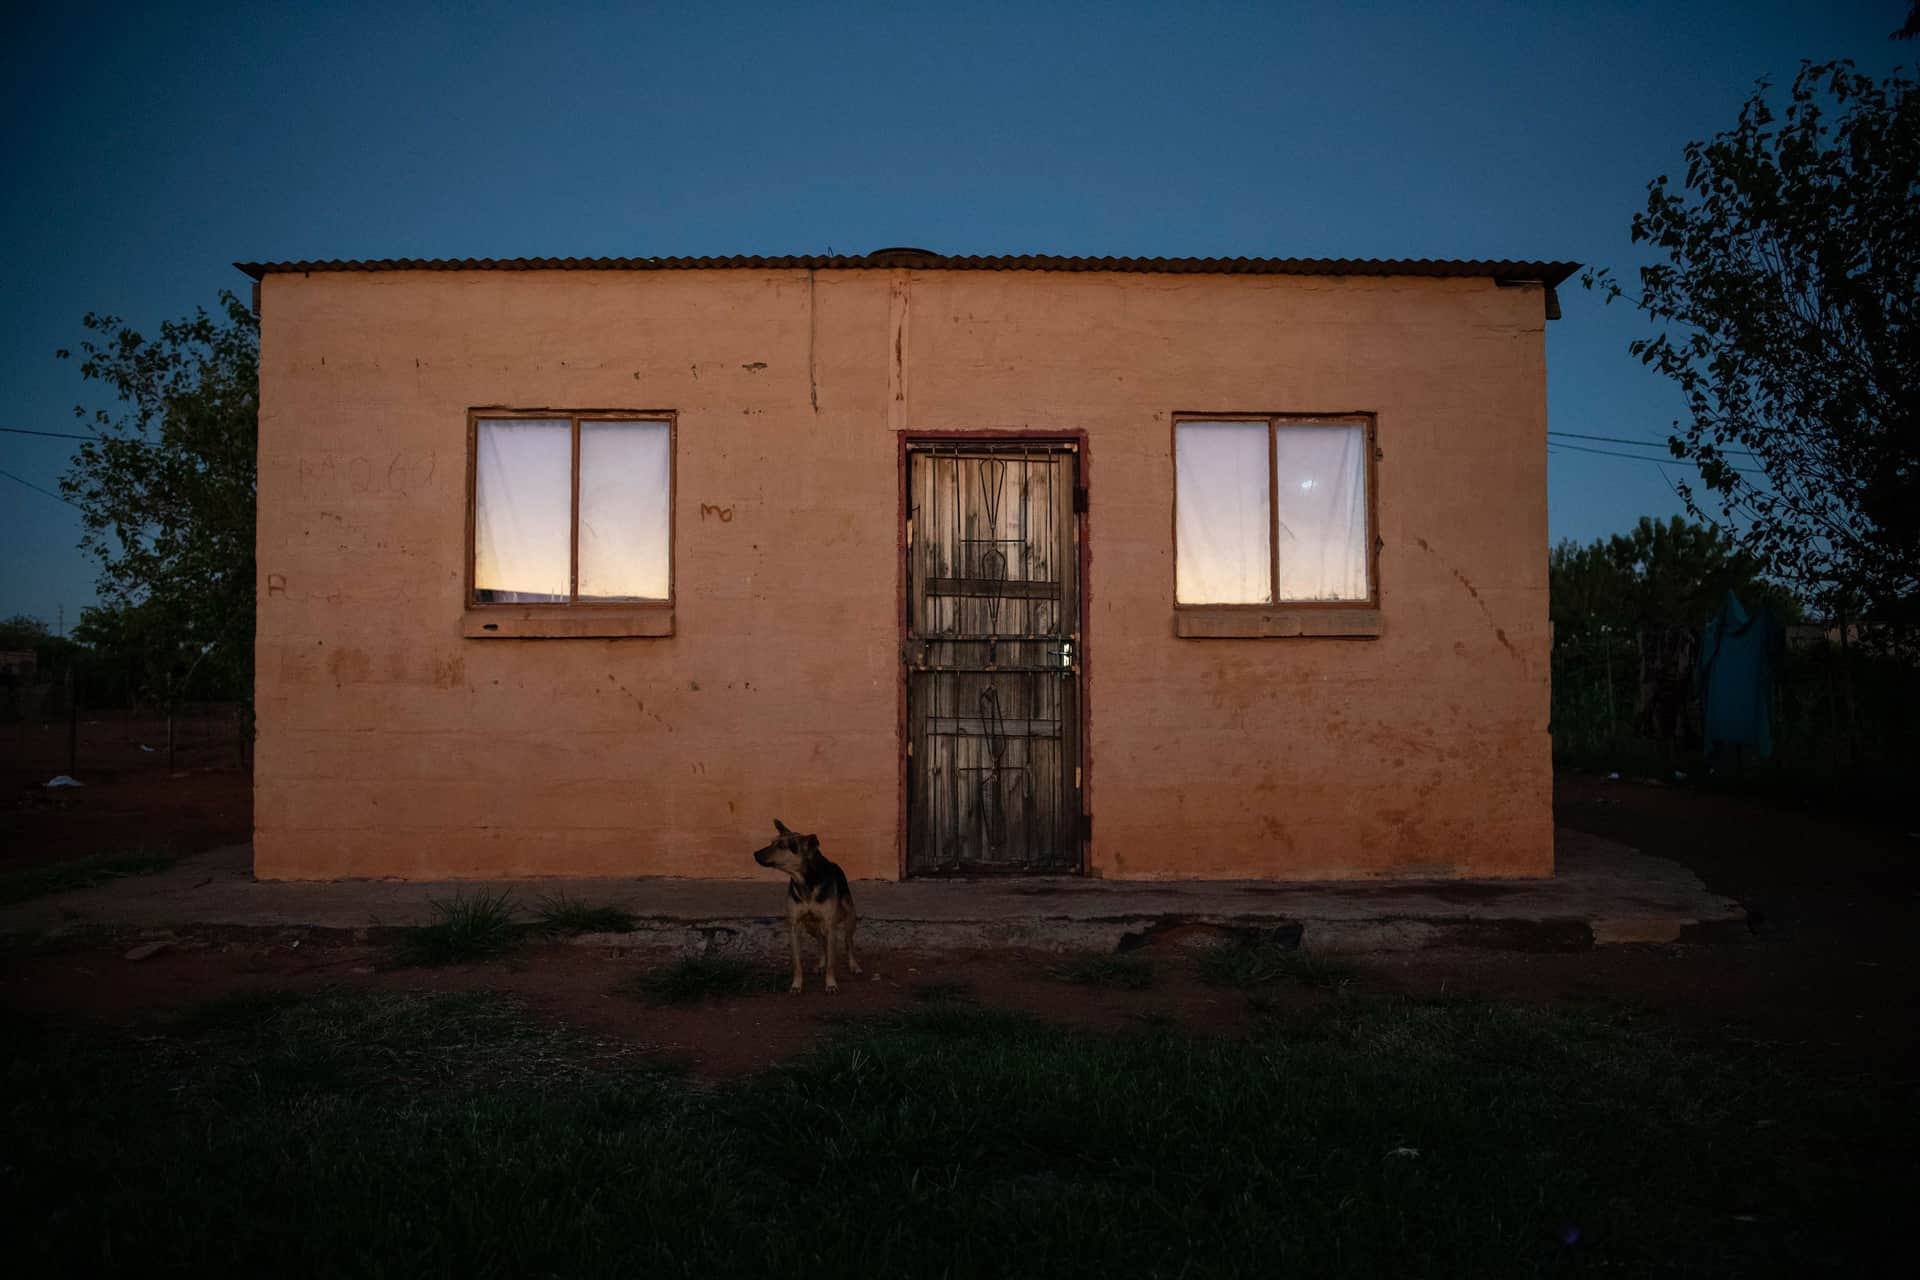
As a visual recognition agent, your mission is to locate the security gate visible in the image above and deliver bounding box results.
[906,443,1083,874]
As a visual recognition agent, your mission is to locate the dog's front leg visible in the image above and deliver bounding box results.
[823,920,840,994]
[787,914,804,995]
[842,917,861,975]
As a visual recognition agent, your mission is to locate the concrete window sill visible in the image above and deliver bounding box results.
[462,608,674,639]
[1174,607,1382,639]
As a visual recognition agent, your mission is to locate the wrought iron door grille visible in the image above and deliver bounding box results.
[906,444,1081,874]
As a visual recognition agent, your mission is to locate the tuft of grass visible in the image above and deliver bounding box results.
[1196,940,1360,991]
[0,849,176,907]
[619,954,787,1005]
[395,890,521,966]
[534,893,638,936]
[1052,953,1154,990]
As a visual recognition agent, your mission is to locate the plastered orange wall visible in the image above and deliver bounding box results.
[253,267,1553,881]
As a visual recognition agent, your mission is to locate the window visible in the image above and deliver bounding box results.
[1175,415,1375,611]
[467,411,673,629]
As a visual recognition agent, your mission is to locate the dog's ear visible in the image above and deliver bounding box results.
[773,818,791,835]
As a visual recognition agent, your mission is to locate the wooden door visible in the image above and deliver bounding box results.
[906,443,1082,874]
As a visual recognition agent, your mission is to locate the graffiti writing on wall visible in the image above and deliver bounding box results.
[297,451,438,499]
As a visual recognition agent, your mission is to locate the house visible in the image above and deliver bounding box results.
[242,250,1574,882]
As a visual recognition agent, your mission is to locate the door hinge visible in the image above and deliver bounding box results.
[1073,485,1090,514]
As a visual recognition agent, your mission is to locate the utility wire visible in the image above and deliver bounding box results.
[0,425,97,441]
[1548,428,1759,459]
[1549,439,1765,475]
[0,466,80,507]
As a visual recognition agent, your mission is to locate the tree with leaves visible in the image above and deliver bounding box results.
[1587,61,1917,625]
[58,291,258,710]
[1549,516,1798,642]
[1550,517,1801,749]
[0,614,52,652]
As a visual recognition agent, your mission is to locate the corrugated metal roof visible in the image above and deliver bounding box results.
[234,251,1580,287]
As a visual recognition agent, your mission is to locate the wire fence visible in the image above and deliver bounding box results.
[1,681,249,779]
[1552,626,1920,783]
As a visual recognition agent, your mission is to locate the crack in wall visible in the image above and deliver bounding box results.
[1414,537,1517,658]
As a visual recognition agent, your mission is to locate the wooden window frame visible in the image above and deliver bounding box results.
[461,407,676,639]
[1171,411,1382,639]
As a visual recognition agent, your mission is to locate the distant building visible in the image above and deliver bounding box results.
[0,650,38,678]
[243,250,1575,883]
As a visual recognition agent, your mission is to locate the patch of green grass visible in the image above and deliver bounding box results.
[3,988,1908,1276]
[619,954,787,1005]
[169,988,307,1035]
[0,849,176,906]
[1052,953,1154,989]
[1196,940,1360,991]
[394,889,521,966]
[534,893,638,936]
[241,989,578,1092]
[128,990,603,1097]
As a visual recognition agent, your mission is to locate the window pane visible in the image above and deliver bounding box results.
[1274,424,1369,601]
[474,419,572,602]
[577,420,671,601]
[1176,422,1271,604]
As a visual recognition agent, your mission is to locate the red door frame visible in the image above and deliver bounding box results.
[895,429,1093,878]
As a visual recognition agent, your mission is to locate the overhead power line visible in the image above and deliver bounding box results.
[1549,440,1765,475]
[0,466,80,507]
[0,425,97,441]
[1548,429,1759,459]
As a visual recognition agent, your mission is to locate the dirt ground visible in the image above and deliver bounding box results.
[3,766,1915,1083]
[2,710,250,871]
[1,938,1272,1078]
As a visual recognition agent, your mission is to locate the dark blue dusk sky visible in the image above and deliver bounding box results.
[2,1,1908,629]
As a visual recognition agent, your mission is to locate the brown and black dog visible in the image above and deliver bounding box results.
[752,819,860,994]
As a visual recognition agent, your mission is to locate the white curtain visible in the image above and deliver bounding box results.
[1176,421,1271,604]
[578,421,671,600]
[1274,425,1368,601]
[474,419,571,602]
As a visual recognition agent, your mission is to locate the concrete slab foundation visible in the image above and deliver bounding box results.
[2,830,1747,955]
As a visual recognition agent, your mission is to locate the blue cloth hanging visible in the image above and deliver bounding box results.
[1698,591,1784,758]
